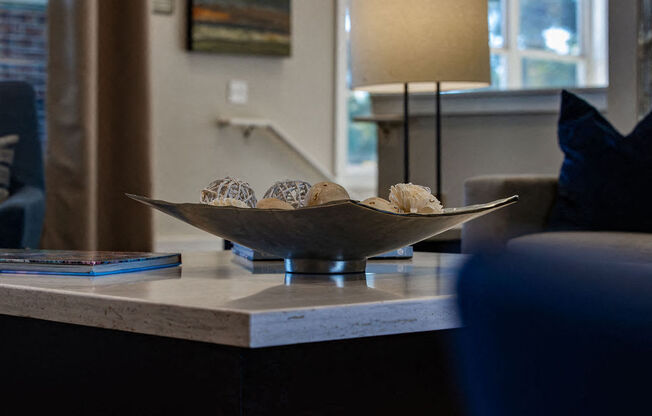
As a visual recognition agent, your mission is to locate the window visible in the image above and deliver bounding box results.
[347,91,377,167]
[337,5,377,197]
[488,0,608,89]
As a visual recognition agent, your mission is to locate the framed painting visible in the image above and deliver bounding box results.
[187,0,291,56]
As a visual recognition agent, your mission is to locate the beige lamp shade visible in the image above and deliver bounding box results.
[350,0,491,93]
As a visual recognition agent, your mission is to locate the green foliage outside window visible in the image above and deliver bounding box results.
[347,91,377,166]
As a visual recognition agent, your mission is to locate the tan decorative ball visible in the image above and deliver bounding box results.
[210,198,250,208]
[389,183,443,214]
[263,180,311,208]
[256,198,295,210]
[361,197,399,213]
[306,181,350,206]
[201,177,257,208]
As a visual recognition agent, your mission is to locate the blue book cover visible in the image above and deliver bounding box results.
[0,250,182,276]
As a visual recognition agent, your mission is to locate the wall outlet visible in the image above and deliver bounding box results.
[228,80,249,104]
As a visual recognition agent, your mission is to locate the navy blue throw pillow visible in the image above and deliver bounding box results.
[548,90,652,232]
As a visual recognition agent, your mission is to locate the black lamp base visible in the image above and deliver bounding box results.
[402,81,442,201]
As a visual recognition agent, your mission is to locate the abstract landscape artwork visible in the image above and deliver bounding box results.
[187,0,291,56]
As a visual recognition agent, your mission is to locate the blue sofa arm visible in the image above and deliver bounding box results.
[0,186,45,249]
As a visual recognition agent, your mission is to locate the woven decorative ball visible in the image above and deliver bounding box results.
[263,180,312,208]
[201,177,257,208]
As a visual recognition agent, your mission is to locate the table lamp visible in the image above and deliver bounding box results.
[350,0,490,200]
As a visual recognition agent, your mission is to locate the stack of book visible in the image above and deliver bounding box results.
[0,250,181,276]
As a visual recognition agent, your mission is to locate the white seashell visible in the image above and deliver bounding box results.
[389,183,443,214]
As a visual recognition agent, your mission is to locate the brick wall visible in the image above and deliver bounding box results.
[0,0,47,146]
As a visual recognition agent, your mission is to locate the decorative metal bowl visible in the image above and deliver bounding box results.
[128,194,518,274]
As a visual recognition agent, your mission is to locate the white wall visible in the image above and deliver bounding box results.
[608,0,639,131]
[149,0,335,249]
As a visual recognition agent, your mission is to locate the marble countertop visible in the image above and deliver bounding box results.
[0,251,465,348]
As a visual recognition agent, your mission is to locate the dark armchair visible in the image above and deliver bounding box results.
[0,82,45,249]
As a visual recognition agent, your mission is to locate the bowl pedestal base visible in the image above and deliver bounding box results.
[284,258,367,274]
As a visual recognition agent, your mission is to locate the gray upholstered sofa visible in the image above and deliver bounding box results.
[462,175,652,263]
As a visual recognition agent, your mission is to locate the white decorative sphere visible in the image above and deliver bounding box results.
[263,180,312,208]
[201,177,257,208]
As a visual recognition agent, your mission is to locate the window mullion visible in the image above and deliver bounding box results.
[518,49,584,63]
[507,0,522,89]
[580,0,592,86]
[588,0,608,87]
[501,0,509,48]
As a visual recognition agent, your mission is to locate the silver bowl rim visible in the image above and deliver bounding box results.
[126,194,519,218]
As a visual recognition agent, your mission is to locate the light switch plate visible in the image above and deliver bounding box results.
[152,0,174,15]
[228,80,249,104]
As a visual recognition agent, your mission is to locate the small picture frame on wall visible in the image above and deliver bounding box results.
[187,0,291,57]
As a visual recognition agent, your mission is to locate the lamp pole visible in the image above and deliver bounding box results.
[435,82,442,201]
[403,82,410,183]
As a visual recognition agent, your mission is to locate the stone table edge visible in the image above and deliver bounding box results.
[0,284,252,347]
[248,296,461,348]
[0,283,461,348]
